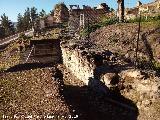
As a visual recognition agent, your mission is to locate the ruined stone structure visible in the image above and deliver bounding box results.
[97,3,110,10]
[125,7,139,20]
[69,5,80,10]
[117,0,125,22]
[38,3,69,29]
[138,0,160,13]
[45,15,54,27]
[61,41,108,93]
[61,40,160,113]
[54,3,69,23]
[30,39,62,64]
[69,3,112,32]
[125,0,160,20]
[136,1,142,7]
[61,43,98,85]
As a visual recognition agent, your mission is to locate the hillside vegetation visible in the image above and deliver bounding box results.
[90,20,160,70]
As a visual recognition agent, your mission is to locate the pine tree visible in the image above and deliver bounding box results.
[39,9,46,18]
[30,7,38,27]
[1,13,15,36]
[0,26,5,39]
[16,7,41,32]
[23,7,31,30]
[17,13,24,32]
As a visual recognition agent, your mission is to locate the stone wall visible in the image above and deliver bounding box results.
[54,3,69,23]
[61,40,160,109]
[61,43,95,85]
[69,8,113,32]
[61,41,106,86]
[125,0,160,20]
[30,39,62,64]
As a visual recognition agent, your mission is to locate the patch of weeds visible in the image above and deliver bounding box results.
[81,17,118,37]
[152,61,160,72]
[126,14,160,23]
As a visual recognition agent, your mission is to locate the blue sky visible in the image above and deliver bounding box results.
[0,0,153,22]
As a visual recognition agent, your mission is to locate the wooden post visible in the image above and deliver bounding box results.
[135,13,141,68]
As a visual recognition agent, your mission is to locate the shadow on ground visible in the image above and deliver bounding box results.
[6,62,54,72]
[54,68,139,120]
[61,84,139,120]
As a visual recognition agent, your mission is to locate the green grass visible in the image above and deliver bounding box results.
[80,17,118,37]
[152,61,160,72]
[141,20,160,30]
[126,14,160,23]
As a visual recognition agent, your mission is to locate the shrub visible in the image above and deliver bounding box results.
[19,33,31,40]
[81,17,118,37]
[152,61,160,72]
[126,14,160,23]
[100,17,118,26]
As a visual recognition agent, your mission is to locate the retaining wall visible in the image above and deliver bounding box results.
[30,39,62,64]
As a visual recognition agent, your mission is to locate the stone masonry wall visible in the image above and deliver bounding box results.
[61,40,160,110]
[61,44,95,85]
[54,3,69,23]
[29,39,62,64]
[69,9,113,32]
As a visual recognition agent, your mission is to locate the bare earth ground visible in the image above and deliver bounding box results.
[0,64,138,120]
[0,61,160,120]
[90,22,160,62]
[0,68,72,120]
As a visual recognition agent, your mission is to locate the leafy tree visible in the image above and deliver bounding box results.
[39,9,46,18]
[1,13,15,36]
